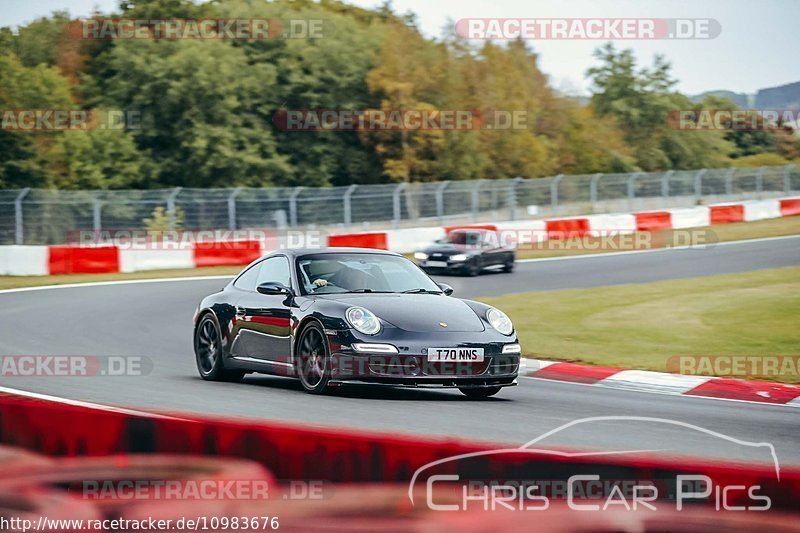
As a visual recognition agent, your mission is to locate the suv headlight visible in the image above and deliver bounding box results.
[450,254,468,262]
[414,252,428,260]
[486,307,513,335]
[346,306,381,335]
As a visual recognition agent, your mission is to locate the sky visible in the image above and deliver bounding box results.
[2,0,798,96]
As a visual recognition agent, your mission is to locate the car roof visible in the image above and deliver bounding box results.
[450,227,496,234]
[266,247,402,258]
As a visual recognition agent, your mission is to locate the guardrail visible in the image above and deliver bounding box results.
[0,165,797,245]
[1,195,798,276]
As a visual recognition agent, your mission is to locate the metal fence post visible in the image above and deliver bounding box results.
[508,177,524,221]
[166,187,182,231]
[471,180,484,222]
[435,181,450,224]
[694,169,707,201]
[227,187,243,231]
[725,167,736,196]
[627,172,640,210]
[661,170,673,208]
[343,184,358,227]
[93,194,103,235]
[784,164,796,194]
[14,188,30,245]
[550,174,564,212]
[756,166,766,198]
[392,183,405,228]
[589,173,602,212]
[289,187,304,227]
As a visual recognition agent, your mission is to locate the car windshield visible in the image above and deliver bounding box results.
[446,230,484,246]
[296,253,441,295]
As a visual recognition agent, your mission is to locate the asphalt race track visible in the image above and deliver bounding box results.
[1,236,799,467]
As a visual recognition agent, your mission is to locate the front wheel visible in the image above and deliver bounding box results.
[459,386,502,399]
[295,322,332,394]
[194,314,244,382]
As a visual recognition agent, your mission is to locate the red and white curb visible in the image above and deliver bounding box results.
[520,359,800,407]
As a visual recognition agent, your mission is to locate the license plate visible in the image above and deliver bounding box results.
[425,260,448,268]
[427,347,484,362]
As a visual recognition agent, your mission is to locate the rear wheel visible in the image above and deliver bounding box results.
[194,314,244,382]
[459,386,502,399]
[502,261,514,273]
[295,322,331,394]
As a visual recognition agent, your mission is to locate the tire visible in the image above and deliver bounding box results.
[502,261,514,273]
[194,313,245,382]
[459,386,502,399]
[295,321,332,394]
[466,262,481,277]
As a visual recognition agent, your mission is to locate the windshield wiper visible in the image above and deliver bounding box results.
[401,288,442,294]
[346,288,392,293]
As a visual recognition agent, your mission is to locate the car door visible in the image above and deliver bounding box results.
[234,255,293,366]
[480,231,505,266]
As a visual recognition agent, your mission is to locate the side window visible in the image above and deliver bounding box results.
[257,256,291,288]
[233,263,261,291]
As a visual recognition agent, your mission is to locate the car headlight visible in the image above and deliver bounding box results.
[450,254,468,262]
[414,252,428,260]
[486,307,513,335]
[346,306,381,335]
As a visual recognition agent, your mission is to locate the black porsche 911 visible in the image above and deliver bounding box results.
[414,228,515,276]
[193,248,520,398]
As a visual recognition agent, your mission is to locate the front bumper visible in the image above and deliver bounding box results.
[417,260,472,274]
[324,329,520,388]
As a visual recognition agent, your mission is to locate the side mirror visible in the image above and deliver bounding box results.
[257,281,293,296]
[437,283,454,296]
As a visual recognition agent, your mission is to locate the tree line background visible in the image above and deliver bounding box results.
[1,0,798,191]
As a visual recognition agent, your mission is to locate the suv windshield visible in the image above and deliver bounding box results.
[296,253,441,295]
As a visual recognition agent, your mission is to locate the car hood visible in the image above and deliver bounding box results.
[316,294,486,333]
[422,243,477,255]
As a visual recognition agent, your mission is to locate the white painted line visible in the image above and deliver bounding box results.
[0,385,191,420]
[516,234,800,263]
[599,370,715,395]
[0,275,234,296]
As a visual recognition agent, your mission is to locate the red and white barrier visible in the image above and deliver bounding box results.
[2,389,800,514]
[118,248,195,273]
[1,195,798,276]
[0,246,49,276]
[743,198,782,221]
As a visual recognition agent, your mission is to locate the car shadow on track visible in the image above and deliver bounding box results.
[236,375,510,402]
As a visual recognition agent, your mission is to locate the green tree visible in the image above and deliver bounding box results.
[0,52,75,188]
[587,43,733,171]
[50,126,147,189]
[96,39,290,187]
